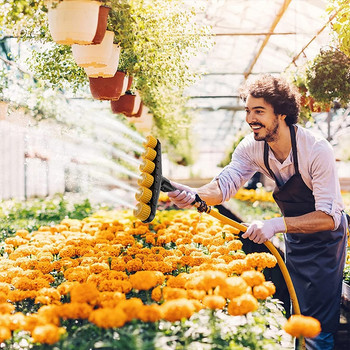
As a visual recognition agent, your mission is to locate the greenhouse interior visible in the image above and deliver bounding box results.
[0,0,350,349]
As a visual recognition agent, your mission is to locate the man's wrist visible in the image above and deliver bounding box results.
[270,217,287,234]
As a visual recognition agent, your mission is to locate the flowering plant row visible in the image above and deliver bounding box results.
[0,208,321,349]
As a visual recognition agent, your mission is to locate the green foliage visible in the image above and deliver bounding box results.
[0,194,106,241]
[306,47,350,104]
[327,0,350,58]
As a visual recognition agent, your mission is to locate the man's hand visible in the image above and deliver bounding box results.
[168,181,197,209]
[241,217,286,244]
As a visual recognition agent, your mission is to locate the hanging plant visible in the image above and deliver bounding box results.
[327,0,350,57]
[306,47,350,105]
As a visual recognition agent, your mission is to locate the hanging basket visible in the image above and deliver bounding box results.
[110,91,141,116]
[92,5,110,44]
[89,71,129,100]
[84,44,121,78]
[72,30,114,68]
[47,0,101,45]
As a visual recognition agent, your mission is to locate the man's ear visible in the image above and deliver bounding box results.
[279,114,287,122]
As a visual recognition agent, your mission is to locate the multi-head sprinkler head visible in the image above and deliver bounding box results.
[133,136,176,223]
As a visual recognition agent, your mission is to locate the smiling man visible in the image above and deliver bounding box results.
[168,74,348,350]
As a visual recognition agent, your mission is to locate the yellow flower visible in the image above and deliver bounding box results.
[217,277,248,299]
[151,286,163,302]
[228,259,250,275]
[262,281,276,296]
[227,240,243,251]
[0,303,15,314]
[162,287,188,300]
[89,263,109,274]
[117,298,144,322]
[167,274,191,289]
[98,291,126,308]
[57,302,93,320]
[203,295,226,309]
[70,283,99,306]
[137,304,163,322]
[161,298,196,322]
[227,294,259,316]
[241,270,265,287]
[283,315,321,338]
[245,253,277,271]
[31,324,65,345]
[129,271,159,291]
[0,326,11,342]
[253,285,271,300]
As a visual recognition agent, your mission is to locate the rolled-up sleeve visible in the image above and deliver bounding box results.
[215,137,259,202]
[309,140,343,230]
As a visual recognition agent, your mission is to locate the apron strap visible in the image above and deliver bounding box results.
[263,124,300,184]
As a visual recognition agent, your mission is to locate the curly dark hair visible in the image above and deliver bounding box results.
[239,74,301,126]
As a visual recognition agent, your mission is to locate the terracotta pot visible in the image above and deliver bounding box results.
[92,5,110,44]
[128,105,153,133]
[134,102,143,118]
[47,0,100,45]
[89,71,128,100]
[72,30,114,68]
[110,91,141,116]
[84,44,121,78]
[127,76,133,91]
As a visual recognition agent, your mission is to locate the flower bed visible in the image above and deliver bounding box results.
[0,208,294,349]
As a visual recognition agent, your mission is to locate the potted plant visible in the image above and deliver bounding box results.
[72,30,115,68]
[110,90,141,116]
[91,4,110,44]
[89,70,128,100]
[306,47,350,106]
[46,0,102,45]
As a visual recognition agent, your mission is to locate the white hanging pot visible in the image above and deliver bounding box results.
[84,44,121,78]
[47,0,100,45]
[72,30,114,68]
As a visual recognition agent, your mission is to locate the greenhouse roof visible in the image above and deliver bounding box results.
[185,0,334,157]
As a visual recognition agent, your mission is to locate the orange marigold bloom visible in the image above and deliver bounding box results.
[227,294,259,316]
[283,315,321,338]
[35,288,61,305]
[8,290,37,303]
[37,305,60,326]
[262,281,276,296]
[228,259,250,275]
[126,258,143,272]
[163,287,187,300]
[137,304,163,322]
[58,246,77,258]
[129,271,159,291]
[0,326,11,342]
[151,286,163,302]
[98,291,126,308]
[110,258,126,271]
[0,282,11,294]
[187,289,206,300]
[9,312,27,331]
[217,276,248,299]
[203,295,226,310]
[161,298,196,322]
[57,281,79,296]
[89,263,109,274]
[167,274,191,289]
[241,270,265,287]
[252,285,271,300]
[245,252,277,271]
[0,303,15,314]
[32,324,65,345]
[118,298,144,322]
[70,283,99,306]
[227,240,243,251]
[98,280,132,293]
[57,302,93,320]
[64,267,90,283]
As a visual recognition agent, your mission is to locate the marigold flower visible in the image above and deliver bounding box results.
[0,303,15,314]
[227,294,259,316]
[117,298,143,322]
[241,270,265,287]
[126,258,143,272]
[59,246,77,258]
[0,282,11,294]
[98,291,126,308]
[167,274,191,289]
[35,288,61,305]
[245,252,277,271]
[283,315,321,338]
[0,326,11,342]
[89,263,109,274]
[186,289,206,300]
[227,240,243,251]
[70,283,99,305]
[203,295,226,309]
[9,312,27,331]
[262,281,276,296]
[228,259,250,275]
[137,304,163,322]
[8,290,37,302]
[57,281,79,296]
[162,287,188,300]
[161,298,196,322]
[151,286,163,302]
[129,271,159,291]
[57,302,93,320]
[253,285,271,300]
[37,305,60,326]
[217,276,248,299]
[32,324,65,345]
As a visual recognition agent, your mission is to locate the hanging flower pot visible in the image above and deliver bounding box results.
[128,105,154,134]
[89,71,129,100]
[72,30,114,68]
[84,44,121,78]
[46,0,101,45]
[110,91,141,116]
[91,5,110,44]
[126,76,133,91]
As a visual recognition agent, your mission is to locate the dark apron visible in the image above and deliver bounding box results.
[264,125,347,333]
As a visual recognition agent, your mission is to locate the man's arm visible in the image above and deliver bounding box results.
[284,210,335,234]
[197,180,223,206]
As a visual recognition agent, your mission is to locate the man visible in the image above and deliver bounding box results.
[168,74,348,350]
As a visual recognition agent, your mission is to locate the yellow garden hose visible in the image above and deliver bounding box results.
[203,207,301,315]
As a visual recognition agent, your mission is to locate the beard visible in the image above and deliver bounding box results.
[251,117,280,142]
